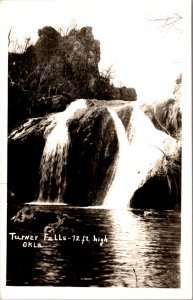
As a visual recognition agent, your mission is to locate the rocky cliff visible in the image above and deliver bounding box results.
[8,26,137,132]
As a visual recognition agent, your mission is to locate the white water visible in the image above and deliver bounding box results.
[36,100,179,207]
[37,99,87,202]
[104,106,178,208]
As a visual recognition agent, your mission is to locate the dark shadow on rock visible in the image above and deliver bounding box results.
[130,175,181,210]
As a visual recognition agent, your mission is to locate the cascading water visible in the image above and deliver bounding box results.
[104,105,178,208]
[8,98,180,208]
[103,108,131,208]
[37,99,87,203]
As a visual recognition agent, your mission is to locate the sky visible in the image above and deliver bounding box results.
[0,0,190,102]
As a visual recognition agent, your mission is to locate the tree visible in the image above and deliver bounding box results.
[173,73,182,100]
[146,13,182,28]
[8,25,137,131]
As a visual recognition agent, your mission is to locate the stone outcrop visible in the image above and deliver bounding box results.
[8,26,137,132]
[10,206,79,233]
[141,98,181,140]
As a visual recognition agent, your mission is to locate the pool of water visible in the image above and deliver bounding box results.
[7,205,181,288]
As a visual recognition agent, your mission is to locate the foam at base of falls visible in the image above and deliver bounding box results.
[27,201,69,206]
[26,202,131,210]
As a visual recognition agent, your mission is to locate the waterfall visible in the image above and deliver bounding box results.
[37,99,87,203]
[104,106,172,208]
[8,98,180,208]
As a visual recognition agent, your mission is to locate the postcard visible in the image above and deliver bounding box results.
[0,0,192,299]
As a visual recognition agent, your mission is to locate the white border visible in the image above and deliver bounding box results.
[0,0,192,299]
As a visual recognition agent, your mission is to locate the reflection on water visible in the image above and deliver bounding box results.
[7,207,180,287]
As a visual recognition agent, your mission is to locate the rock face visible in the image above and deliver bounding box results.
[34,26,101,99]
[8,99,181,209]
[8,26,137,132]
[141,98,181,140]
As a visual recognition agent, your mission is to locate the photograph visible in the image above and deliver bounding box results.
[0,0,192,299]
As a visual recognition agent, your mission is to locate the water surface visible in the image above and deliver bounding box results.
[7,206,180,288]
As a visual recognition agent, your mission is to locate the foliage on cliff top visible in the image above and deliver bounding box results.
[8,25,137,132]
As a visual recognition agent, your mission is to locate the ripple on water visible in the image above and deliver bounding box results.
[7,206,181,287]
